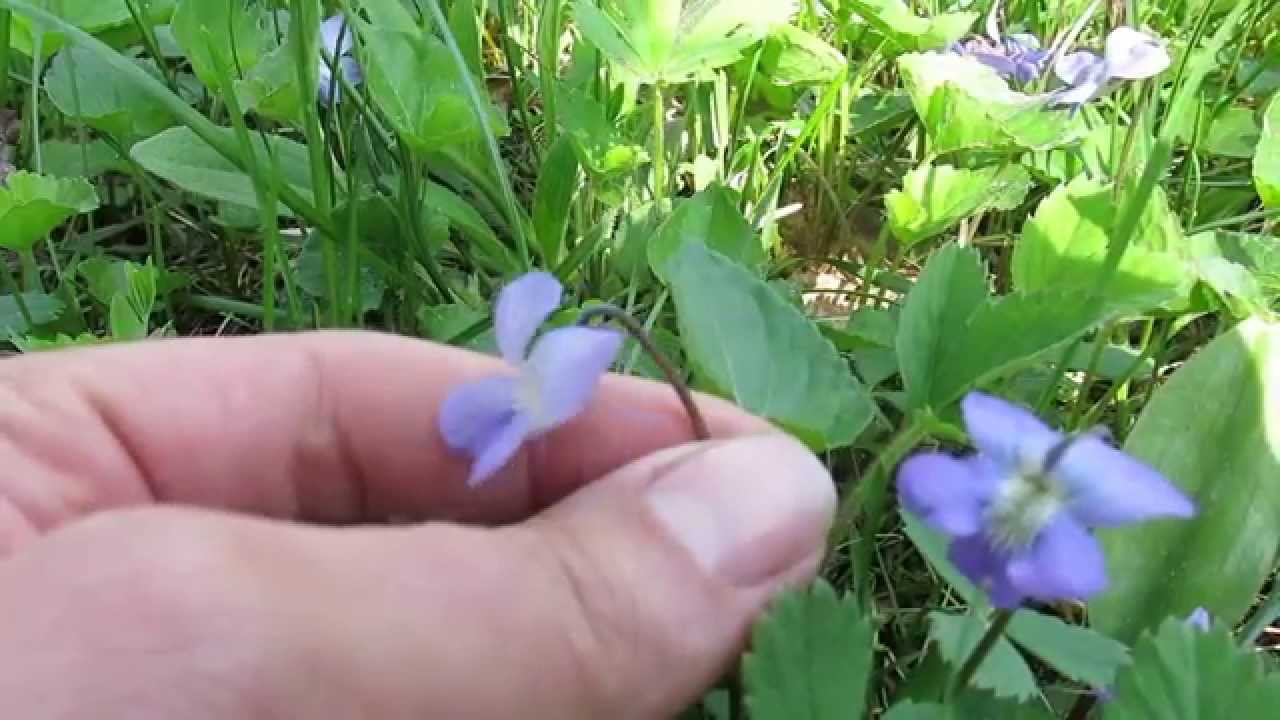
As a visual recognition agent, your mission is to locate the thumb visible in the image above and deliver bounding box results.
[497,433,836,717]
[343,432,835,718]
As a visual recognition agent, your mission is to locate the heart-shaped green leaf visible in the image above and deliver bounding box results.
[898,53,1083,154]
[45,46,174,140]
[131,126,324,215]
[886,162,1031,246]
[649,184,761,280]
[668,243,874,449]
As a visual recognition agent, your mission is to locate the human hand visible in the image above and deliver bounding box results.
[0,332,835,719]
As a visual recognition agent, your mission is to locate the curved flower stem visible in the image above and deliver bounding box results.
[1242,586,1280,647]
[946,609,1015,702]
[1065,693,1098,720]
[576,305,710,442]
[578,304,739,716]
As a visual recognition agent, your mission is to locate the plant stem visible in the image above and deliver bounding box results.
[947,609,1015,701]
[829,416,929,583]
[576,304,709,442]
[1243,587,1280,646]
[421,0,532,270]
[651,81,667,199]
[0,9,10,109]
[0,255,33,330]
[1066,693,1098,720]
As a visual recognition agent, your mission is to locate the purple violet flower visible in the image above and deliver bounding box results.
[1049,27,1170,109]
[437,272,623,486]
[949,1,1049,84]
[897,392,1195,609]
[318,15,363,106]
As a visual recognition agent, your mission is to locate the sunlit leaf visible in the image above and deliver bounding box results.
[1255,93,1280,209]
[1012,177,1193,314]
[0,172,99,251]
[898,53,1083,153]
[759,24,845,86]
[533,136,581,265]
[1162,2,1250,144]
[1203,105,1262,159]
[355,4,506,153]
[896,245,989,409]
[10,0,175,56]
[844,0,975,54]
[1187,232,1269,318]
[899,244,1114,410]
[557,87,646,175]
[574,0,796,84]
[236,36,307,126]
[886,162,1031,246]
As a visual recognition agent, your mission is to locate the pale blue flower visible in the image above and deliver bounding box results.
[898,392,1194,608]
[1186,607,1211,632]
[438,272,623,486]
[1049,27,1170,109]
[318,15,363,105]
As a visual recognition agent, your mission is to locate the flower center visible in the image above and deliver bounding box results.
[514,369,553,432]
[985,462,1065,552]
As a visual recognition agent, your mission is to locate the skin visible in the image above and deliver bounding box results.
[0,332,836,719]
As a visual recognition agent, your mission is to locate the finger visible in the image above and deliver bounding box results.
[0,332,767,534]
[0,434,833,719]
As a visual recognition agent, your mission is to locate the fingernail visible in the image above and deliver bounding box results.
[645,435,836,587]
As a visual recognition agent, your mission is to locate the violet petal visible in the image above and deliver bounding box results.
[438,376,519,454]
[1055,435,1195,527]
[321,15,353,58]
[970,51,1022,79]
[1007,515,1108,602]
[1186,607,1211,632]
[898,453,999,537]
[468,414,534,486]
[1104,27,1171,80]
[961,392,1062,472]
[949,534,1023,609]
[523,326,623,431]
[1055,50,1107,86]
[495,272,564,364]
